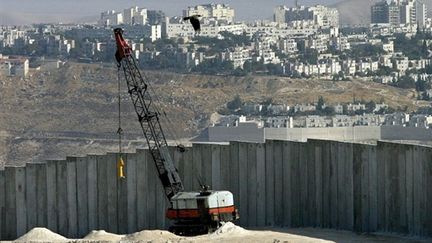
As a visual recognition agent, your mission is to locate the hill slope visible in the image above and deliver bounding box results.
[0,62,428,166]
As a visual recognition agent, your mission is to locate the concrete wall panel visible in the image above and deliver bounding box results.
[136,149,149,230]
[86,155,98,232]
[56,161,68,237]
[256,143,266,227]
[273,141,283,226]
[290,142,301,227]
[117,154,128,234]
[211,145,221,190]
[76,158,88,237]
[46,161,58,233]
[97,155,108,230]
[25,163,37,231]
[247,143,257,227]
[229,142,240,222]
[106,154,118,233]
[282,141,292,227]
[238,142,248,227]
[329,142,339,228]
[0,170,4,240]
[126,153,137,233]
[368,146,378,232]
[36,163,48,227]
[265,140,274,226]
[66,158,78,238]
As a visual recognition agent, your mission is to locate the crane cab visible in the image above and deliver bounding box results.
[166,190,239,235]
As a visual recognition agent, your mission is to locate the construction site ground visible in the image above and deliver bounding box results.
[7,223,432,243]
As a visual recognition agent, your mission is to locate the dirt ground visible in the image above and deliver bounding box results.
[8,223,432,243]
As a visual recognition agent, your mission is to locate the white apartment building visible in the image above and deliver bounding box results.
[226,47,251,69]
[274,5,339,28]
[0,56,29,77]
[278,39,298,54]
[99,10,123,26]
[164,18,246,38]
[123,6,148,25]
[183,4,235,23]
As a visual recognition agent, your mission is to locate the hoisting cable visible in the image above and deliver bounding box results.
[117,64,126,179]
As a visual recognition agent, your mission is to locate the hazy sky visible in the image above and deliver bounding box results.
[0,0,342,24]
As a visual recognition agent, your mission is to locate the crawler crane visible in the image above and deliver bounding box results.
[113,28,239,235]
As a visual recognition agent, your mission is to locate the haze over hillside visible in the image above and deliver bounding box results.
[0,0,342,25]
[334,0,432,26]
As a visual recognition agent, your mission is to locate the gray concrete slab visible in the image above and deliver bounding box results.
[353,144,363,232]
[146,150,157,229]
[306,141,316,227]
[15,167,26,238]
[345,143,354,231]
[182,147,193,191]
[97,155,108,230]
[247,143,257,227]
[405,145,414,234]
[337,142,346,229]
[321,141,331,228]
[368,146,378,232]
[36,163,47,228]
[329,142,338,229]
[299,143,308,227]
[360,145,370,232]
[314,142,322,227]
[117,154,128,234]
[106,153,119,233]
[265,140,274,226]
[76,157,89,237]
[282,141,292,227]
[126,153,137,233]
[66,158,78,238]
[202,144,212,188]
[220,145,230,191]
[290,142,301,227]
[136,149,148,230]
[397,145,407,233]
[273,141,283,226]
[192,144,203,192]
[4,167,17,240]
[0,169,4,240]
[229,142,240,222]
[46,161,58,233]
[86,155,98,232]
[256,143,266,227]
[25,163,37,231]
[211,145,221,190]
[376,142,386,231]
[238,142,248,226]
[56,160,68,237]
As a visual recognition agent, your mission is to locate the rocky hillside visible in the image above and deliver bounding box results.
[0,62,427,166]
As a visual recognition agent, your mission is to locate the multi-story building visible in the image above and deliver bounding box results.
[225,47,251,69]
[274,5,339,28]
[0,55,29,77]
[372,0,428,27]
[99,10,123,26]
[183,4,235,23]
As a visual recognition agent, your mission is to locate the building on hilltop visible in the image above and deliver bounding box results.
[274,5,339,28]
[371,0,428,27]
[0,55,29,78]
[183,3,235,24]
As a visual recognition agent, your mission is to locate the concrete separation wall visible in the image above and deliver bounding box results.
[0,139,431,239]
[201,125,432,143]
